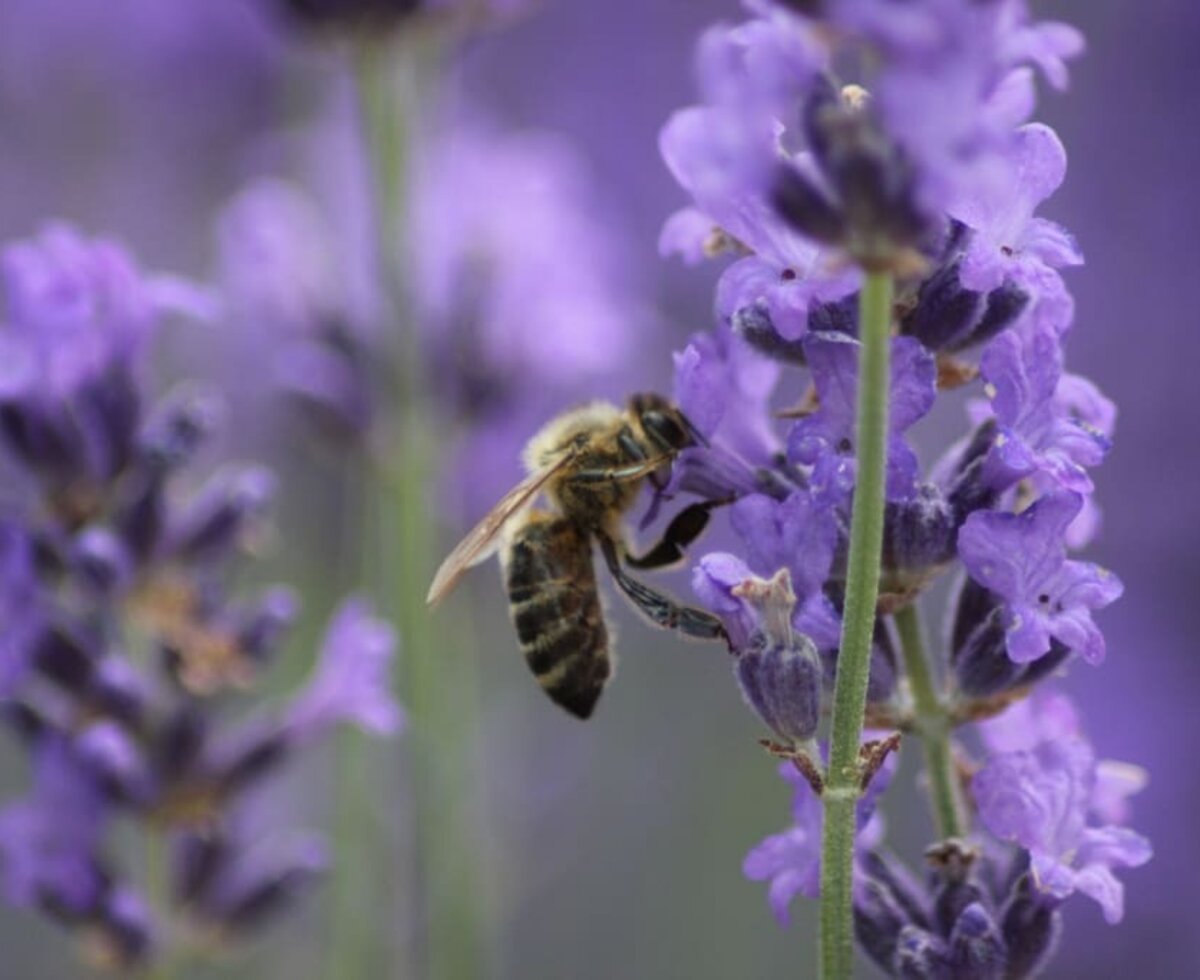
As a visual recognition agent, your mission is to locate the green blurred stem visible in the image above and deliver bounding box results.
[145,828,175,980]
[327,34,491,980]
[819,270,893,980]
[893,603,966,840]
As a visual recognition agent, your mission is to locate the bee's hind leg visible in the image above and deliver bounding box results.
[626,497,735,570]
[597,535,727,643]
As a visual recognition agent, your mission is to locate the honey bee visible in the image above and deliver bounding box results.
[427,393,729,718]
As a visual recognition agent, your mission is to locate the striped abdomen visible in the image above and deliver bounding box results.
[502,514,611,719]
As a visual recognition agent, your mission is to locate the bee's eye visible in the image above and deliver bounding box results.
[641,411,690,452]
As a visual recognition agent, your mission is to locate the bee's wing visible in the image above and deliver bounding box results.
[426,450,576,606]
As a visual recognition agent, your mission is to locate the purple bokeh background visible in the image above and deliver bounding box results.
[0,0,1196,976]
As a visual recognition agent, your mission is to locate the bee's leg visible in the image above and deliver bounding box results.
[625,498,734,570]
[597,536,727,642]
[572,456,675,484]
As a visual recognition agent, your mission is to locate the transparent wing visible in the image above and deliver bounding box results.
[426,450,576,606]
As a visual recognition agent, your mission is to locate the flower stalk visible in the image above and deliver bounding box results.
[893,603,966,841]
[343,34,494,980]
[819,269,893,980]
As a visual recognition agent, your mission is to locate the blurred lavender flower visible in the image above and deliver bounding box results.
[0,225,401,969]
[215,177,377,438]
[974,690,1152,925]
[410,120,645,521]
[654,2,1144,973]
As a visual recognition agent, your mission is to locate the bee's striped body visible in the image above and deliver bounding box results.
[503,513,611,718]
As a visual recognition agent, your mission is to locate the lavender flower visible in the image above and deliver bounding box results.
[974,691,1152,925]
[0,735,108,916]
[657,3,1143,973]
[287,599,404,740]
[215,177,376,437]
[410,120,645,521]
[958,491,1123,666]
[969,324,1113,495]
[0,224,402,968]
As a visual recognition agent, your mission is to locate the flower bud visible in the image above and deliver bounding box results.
[155,706,208,780]
[947,903,1007,979]
[214,834,328,935]
[854,876,911,973]
[1001,875,1062,980]
[138,385,221,473]
[944,421,1001,524]
[114,469,165,560]
[86,885,154,970]
[730,570,822,746]
[75,721,153,806]
[893,924,951,977]
[235,587,299,668]
[71,528,132,596]
[901,237,1030,355]
[214,721,290,796]
[175,828,230,906]
[950,578,1071,697]
[90,658,149,726]
[32,623,96,693]
[167,466,275,564]
[883,484,957,577]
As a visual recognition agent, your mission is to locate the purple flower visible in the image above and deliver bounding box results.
[0,220,403,968]
[0,736,108,914]
[970,324,1112,494]
[412,124,636,401]
[215,178,375,435]
[659,101,859,340]
[955,124,1083,293]
[744,747,893,924]
[974,692,1152,924]
[287,599,402,739]
[674,326,780,466]
[75,721,153,805]
[693,550,838,654]
[411,120,644,521]
[187,823,330,934]
[0,524,41,696]
[958,491,1123,665]
[0,224,209,488]
[828,1,1083,218]
[693,562,824,745]
[787,332,937,501]
[1,224,207,397]
[730,490,838,598]
[947,123,1082,339]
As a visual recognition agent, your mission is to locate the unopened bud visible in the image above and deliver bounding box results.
[732,570,822,746]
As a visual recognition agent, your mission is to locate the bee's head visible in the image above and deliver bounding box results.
[629,392,706,455]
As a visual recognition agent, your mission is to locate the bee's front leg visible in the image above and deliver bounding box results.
[626,497,736,570]
[597,535,727,643]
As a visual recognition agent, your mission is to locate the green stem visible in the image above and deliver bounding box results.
[893,603,966,840]
[819,270,893,980]
[338,35,493,980]
[145,828,175,980]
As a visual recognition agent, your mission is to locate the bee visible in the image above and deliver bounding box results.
[427,392,728,719]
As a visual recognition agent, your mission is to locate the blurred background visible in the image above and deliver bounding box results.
[0,0,1196,977]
